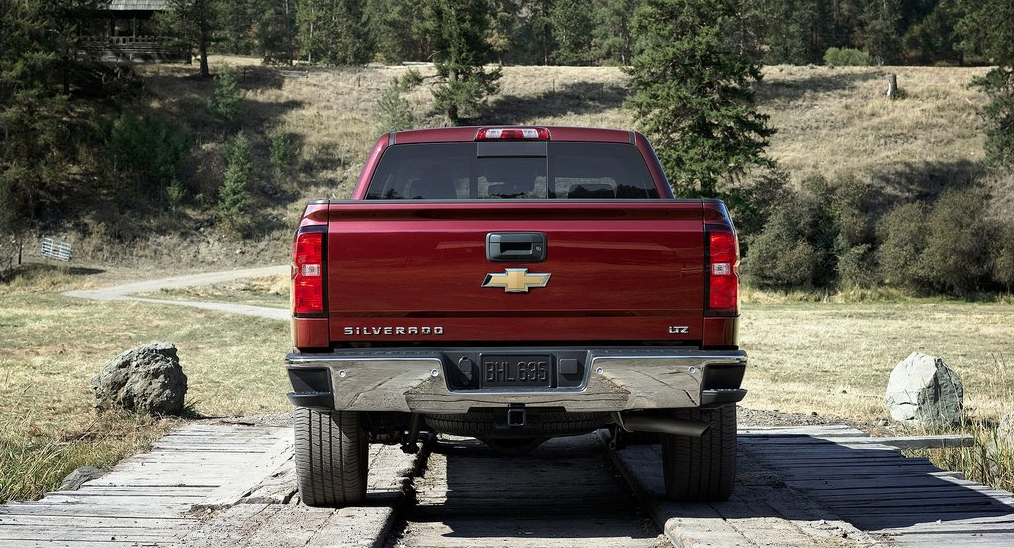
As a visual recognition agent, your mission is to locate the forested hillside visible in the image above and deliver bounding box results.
[2,0,1013,296]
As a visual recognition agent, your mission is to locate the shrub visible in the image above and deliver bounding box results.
[165,179,186,212]
[990,221,1014,290]
[876,189,994,294]
[218,132,254,230]
[743,174,874,289]
[742,182,833,288]
[720,166,791,242]
[375,74,417,134]
[269,132,295,170]
[209,66,243,123]
[269,131,296,182]
[921,189,992,294]
[824,47,872,67]
[875,201,928,288]
[107,113,191,197]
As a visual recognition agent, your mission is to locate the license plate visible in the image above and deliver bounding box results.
[480,355,552,387]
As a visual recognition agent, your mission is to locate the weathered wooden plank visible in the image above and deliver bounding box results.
[0,514,197,528]
[173,503,282,548]
[739,425,865,435]
[0,525,178,542]
[0,504,190,518]
[833,434,975,449]
[0,542,158,548]
[890,535,1014,548]
[825,493,1013,507]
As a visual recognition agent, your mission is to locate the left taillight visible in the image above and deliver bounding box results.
[293,229,325,316]
[706,227,740,315]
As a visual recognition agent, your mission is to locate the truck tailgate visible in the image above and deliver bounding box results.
[326,201,706,344]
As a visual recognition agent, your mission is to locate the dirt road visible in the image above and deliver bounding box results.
[63,265,290,320]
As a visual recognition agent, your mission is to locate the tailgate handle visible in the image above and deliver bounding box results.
[486,232,547,263]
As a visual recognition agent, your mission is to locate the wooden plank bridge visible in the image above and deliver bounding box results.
[1,422,1012,547]
[612,424,1014,547]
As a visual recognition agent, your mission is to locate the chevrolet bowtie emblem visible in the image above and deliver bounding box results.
[482,268,552,293]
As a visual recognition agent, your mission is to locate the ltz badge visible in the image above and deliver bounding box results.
[481,268,552,293]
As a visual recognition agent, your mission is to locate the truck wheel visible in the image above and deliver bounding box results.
[662,405,736,502]
[294,406,368,507]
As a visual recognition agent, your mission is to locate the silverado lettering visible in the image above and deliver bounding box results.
[285,126,747,508]
[343,326,445,336]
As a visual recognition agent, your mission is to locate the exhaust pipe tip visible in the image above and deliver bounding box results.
[616,413,711,437]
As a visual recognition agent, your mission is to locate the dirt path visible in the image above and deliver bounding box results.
[63,265,289,320]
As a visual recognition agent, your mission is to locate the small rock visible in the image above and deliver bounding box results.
[59,466,104,491]
[91,342,188,416]
[885,352,963,427]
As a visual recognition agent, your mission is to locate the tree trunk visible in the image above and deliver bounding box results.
[448,68,459,123]
[886,73,898,98]
[199,23,210,77]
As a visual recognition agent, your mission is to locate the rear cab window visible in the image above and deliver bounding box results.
[365,142,660,200]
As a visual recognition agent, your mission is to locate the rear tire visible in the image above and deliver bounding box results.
[661,405,737,502]
[293,407,368,507]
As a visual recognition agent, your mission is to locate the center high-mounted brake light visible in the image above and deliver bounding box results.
[706,228,740,315]
[476,127,550,141]
[293,230,325,316]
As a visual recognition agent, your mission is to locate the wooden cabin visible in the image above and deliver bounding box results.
[81,0,190,63]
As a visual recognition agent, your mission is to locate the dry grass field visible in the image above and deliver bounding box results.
[136,58,1007,217]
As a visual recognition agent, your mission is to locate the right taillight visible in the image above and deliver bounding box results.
[293,230,325,316]
[707,228,740,315]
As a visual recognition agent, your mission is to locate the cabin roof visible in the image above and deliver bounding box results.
[106,0,167,11]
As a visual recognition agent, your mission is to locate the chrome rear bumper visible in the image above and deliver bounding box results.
[286,348,746,414]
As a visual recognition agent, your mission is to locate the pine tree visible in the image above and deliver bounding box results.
[860,0,903,63]
[258,0,297,65]
[218,132,254,230]
[365,0,428,63]
[594,0,639,65]
[297,0,373,65]
[419,0,501,123]
[160,0,222,78]
[0,1,75,232]
[958,0,1014,168]
[626,0,775,197]
[548,0,595,65]
[756,0,812,64]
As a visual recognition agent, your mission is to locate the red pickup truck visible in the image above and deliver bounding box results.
[285,126,746,507]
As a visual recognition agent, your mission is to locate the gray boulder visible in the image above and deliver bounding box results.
[885,352,963,426]
[59,466,104,491]
[91,342,188,415]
